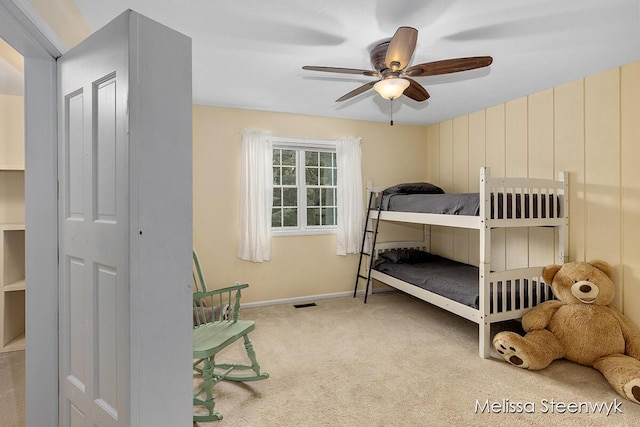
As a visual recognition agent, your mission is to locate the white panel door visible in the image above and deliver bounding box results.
[57,10,192,426]
[58,15,130,427]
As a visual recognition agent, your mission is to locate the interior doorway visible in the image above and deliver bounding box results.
[0,2,60,423]
[0,35,25,426]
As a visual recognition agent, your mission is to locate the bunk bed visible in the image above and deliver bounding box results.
[354,167,568,358]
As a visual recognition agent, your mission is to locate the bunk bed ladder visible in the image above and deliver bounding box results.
[353,190,382,303]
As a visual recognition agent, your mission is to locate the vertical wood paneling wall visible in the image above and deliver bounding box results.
[425,61,640,325]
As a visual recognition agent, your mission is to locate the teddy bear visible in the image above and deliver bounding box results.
[493,260,640,404]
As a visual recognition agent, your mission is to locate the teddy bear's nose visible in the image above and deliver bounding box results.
[571,280,599,303]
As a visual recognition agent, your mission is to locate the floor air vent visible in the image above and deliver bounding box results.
[293,303,317,308]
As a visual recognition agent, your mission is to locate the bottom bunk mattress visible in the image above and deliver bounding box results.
[373,249,552,311]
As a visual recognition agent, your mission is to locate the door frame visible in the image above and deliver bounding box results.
[1,0,64,424]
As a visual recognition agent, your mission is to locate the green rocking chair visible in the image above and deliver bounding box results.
[192,249,269,422]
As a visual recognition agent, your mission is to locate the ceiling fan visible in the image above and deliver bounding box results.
[302,26,493,103]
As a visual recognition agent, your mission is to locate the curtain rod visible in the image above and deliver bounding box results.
[272,135,336,145]
[239,131,362,145]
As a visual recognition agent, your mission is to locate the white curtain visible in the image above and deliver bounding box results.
[336,136,364,255]
[237,129,273,262]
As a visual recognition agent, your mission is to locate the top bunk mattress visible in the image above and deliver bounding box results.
[378,192,559,218]
[380,192,479,215]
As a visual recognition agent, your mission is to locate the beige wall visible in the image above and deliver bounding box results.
[0,94,24,168]
[26,0,91,49]
[425,61,640,327]
[193,106,427,303]
[0,38,23,73]
[0,94,24,224]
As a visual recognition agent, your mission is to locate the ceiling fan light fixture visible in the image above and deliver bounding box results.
[302,27,491,106]
[373,77,409,100]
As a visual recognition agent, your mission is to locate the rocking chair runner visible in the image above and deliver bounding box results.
[192,249,269,422]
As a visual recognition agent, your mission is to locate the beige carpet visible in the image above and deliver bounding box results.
[0,350,24,427]
[195,291,640,426]
[3,293,639,426]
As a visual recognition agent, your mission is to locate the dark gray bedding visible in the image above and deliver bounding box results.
[380,193,480,215]
[375,255,481,308]
[374,250,552,311]
[378,192,558,218]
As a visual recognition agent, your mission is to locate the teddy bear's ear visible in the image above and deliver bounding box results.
[589,259,614,280]
[542,264,562,285]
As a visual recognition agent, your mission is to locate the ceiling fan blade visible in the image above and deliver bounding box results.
[385,27,418,71]
[302,66,378,76]
[405,56,493,77]
[335,81,377,102]
[403,78,430,102]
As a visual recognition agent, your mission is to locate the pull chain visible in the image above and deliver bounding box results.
[390,98,394,126]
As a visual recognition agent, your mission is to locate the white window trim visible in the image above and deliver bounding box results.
[272,136,337,237]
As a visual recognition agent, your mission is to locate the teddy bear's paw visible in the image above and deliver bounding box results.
[494,335,531,369]
[623,378,640,404]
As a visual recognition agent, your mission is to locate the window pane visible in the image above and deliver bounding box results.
[307,208,320,226]
[305,167,318,185]
[272,208,282,228]
[273,167,281,185]
[273,188,282,207]
[320,168,333,185]
[283,188,297,206]
[282,167,296,185]
[305,151,318,166]
[282,149,296,165]
[321,188,335,206]
[307,188,319,207]
[333,168,337,184]
[283,208,297,227]
[322,207,336,225]
[320,152,333,167]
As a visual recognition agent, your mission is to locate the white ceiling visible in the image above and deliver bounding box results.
[71,0,640,125]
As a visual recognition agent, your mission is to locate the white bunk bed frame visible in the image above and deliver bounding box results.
[365,167,568,358]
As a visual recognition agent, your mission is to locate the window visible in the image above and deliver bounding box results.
[272,138,337,235]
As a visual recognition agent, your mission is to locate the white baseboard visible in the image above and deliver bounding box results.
[242,290,367,309]
[241,286,397,309]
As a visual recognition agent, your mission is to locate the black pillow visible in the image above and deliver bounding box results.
[383,182,444,195]
[378,249,435,264]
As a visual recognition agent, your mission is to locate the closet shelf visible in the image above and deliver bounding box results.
[2,332,25,352]
[3,280,25,292]
[0,224,26,353]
